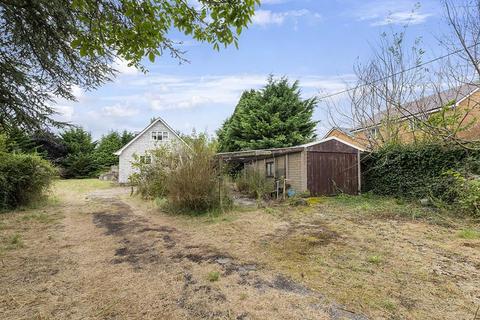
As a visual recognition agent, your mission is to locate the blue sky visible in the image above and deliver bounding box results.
[54,0,446,139]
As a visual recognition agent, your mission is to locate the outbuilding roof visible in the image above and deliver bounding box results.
[217,136,365,162]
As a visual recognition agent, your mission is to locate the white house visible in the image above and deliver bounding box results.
[114,117,187,183]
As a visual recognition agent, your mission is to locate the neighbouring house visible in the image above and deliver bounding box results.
[350,84,480,146]
[322,127,367,149]
[114,117,187,184]
[218,136,365,196]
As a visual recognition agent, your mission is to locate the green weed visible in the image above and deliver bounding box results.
[381,299,397,311]
[367,255,383,264]
[7,233,24,250]
[458,228,480,239]
[20,212,54,223]
[207,271,220,282]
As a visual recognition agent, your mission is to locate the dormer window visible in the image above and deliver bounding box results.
[152,131,169,141]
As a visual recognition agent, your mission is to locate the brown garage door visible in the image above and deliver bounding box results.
[307,151,359,195]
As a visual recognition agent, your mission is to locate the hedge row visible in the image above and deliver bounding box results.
[362,143,480,216]
[0,152,56,210]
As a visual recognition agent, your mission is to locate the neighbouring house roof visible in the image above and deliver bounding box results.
[351,83,480,132]
[217,136,365,162]
[322,127,354,139]
[114,117,188,155]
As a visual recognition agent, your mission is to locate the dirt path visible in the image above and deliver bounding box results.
[0,182,367,320]
[5,181,477,319]
[74,189,367,320]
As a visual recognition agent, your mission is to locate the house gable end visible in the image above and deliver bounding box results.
[114,117,187,155]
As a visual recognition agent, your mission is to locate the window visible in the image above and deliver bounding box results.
[152,131,169,141]
[367,127,379,139]
[408,115,428,131]
[408,119,417,131]
[266,161,274,177]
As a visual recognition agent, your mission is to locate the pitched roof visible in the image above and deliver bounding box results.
[114,117,188,155]
[217,136,365,161]
[322,127,354,139]
[352,83,479,131]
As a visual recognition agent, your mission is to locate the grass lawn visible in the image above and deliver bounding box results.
[0,179,479,319]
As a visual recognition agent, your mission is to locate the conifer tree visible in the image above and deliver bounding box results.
[217,77,318,152]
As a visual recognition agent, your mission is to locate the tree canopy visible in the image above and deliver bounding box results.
[94,130,134,169]
[0,0,259,131]
[217,77,318,152]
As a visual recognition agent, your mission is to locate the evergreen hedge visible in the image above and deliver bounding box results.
[362,143,480,216]
[0,152,56,210]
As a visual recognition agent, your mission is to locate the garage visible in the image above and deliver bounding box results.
[218,137,364,196]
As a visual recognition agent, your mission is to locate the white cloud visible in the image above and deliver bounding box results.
[54,72,354,138]
[102,73,352,113]
[353,1,434,26]
[71,85,84,99]
[113,57,139,76]
[55,105,74,122]
[252,9,321,27]
[101,105,140,117]
[253,10,285,26]
[144,74,266,111]
[370,11,432,26]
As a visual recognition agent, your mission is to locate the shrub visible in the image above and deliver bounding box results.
[130,135,231,214]
[0,151,56,210]
[235,167,273,199]
[362,142,480,216]
[167,137,231,213]
[443,170,480,217]
[129,147,170,199]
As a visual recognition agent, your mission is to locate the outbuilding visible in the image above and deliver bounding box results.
[218,137,364,196]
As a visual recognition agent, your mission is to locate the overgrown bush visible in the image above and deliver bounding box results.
[443,170,480,216]
[129,147,170,199]
[235,167,273,199]
[167,138,231,213]
[130,135,231,214]
[362,142,480,216]
[0,151,56,210]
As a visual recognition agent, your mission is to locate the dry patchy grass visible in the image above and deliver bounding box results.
[1,179,479,320]
[259,196,480,319]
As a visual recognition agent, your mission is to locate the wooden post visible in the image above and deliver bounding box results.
[283,178,286,200]
[218,156,223,209]
[276,180,279,200]
[357,149,361,195]
[285,154,289,179]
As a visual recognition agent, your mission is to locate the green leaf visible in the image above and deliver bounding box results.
[148,51,155,62]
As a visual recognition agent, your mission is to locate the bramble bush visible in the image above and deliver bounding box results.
[0,147,56,210]
[362,142,480,217]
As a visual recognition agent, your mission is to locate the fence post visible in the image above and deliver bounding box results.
[218,156,223,210]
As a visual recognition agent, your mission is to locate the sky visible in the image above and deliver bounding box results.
[54,0,448,139]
